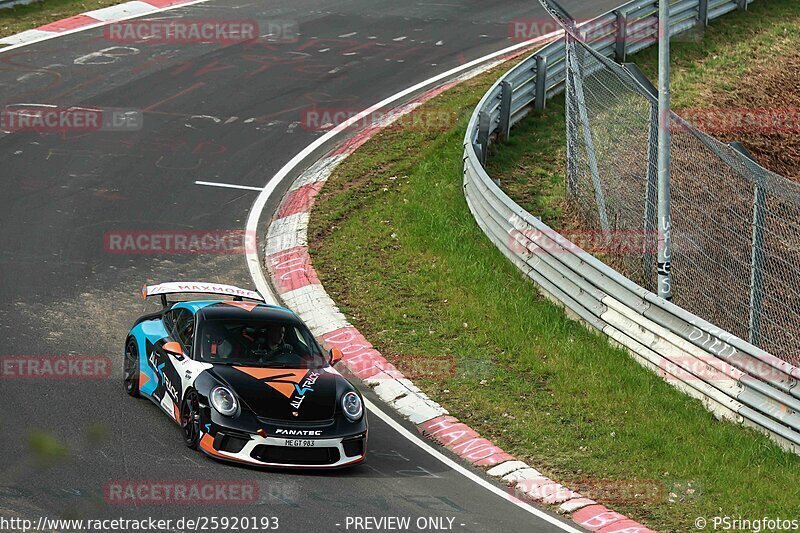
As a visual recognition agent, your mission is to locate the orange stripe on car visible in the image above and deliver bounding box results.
[233,367,309,398]
[220,301,260,312]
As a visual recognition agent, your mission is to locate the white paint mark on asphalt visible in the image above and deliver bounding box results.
[392,36,407,41]
[435,40,444,46]
[318,48,330,52]
[194,180,263,192]
[338,31,357,38]
[16,64,63,82]
[74,46,139,65]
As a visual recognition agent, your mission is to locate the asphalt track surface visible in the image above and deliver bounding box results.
[0,1,621,531]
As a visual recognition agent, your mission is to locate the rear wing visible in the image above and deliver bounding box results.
[142,282,265,307]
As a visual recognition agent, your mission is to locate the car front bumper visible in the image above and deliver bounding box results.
[198,430,367,468]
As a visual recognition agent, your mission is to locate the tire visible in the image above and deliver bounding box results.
[123,337,140,397]
[181,390,201,449]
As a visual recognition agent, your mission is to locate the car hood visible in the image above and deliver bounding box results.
[207,365,343,421]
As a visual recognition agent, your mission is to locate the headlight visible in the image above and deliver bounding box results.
[341,391,363,421]
[210,386,238,417]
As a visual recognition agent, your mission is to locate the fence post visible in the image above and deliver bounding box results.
[624,63,659,291]
[477,110,491,166]
[698,0,709,26]
[570,41,610,232]
[727,141,764,345]
[534,54,548,111]
[656,0,674,302]
[565,39,578,200]
[750,176,766,346]
[499,81,513,143]
[614,9,628,62]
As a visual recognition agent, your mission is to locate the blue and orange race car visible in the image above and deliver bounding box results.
[124,281,367,468]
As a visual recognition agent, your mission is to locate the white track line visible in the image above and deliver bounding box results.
[365,399,583,533]
[195,180,264,192]
[245,30,563,304]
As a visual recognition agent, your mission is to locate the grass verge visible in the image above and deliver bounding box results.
[308,4,800,531]
[0,0,128,40]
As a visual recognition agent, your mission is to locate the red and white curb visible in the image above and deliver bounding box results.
[263,59,656,533]
[0,0,204,49]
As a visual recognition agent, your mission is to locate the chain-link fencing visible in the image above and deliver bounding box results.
[543,1,800,365]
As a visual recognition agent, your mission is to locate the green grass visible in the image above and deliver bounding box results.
[308,3,800,532]
[0,0,128,39]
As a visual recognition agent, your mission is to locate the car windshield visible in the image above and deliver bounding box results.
[195,318,327,368]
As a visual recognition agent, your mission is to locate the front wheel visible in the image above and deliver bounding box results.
[123,338,140,397]
[181,390,201,449]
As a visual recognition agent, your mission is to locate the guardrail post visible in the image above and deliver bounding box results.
[534,54,548,111]
[614,9,628,63]
[698,0,709,26]
[736,0,749,11]
[477,110,491,166]
[499,81,513,143]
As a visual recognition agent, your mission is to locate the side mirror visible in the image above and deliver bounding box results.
[329,348,343,366]
[162,341,183,357]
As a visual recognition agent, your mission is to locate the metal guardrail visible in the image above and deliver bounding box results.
[463,0,800,454]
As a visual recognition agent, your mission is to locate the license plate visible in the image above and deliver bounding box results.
[284,439,316,447]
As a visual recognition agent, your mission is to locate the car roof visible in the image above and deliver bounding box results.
[173,300,301,323]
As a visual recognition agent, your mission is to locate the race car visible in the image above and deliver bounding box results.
[123,281,367,468]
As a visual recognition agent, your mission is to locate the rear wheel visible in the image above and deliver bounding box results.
[181,390,201,449]
[123,338,140,397]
